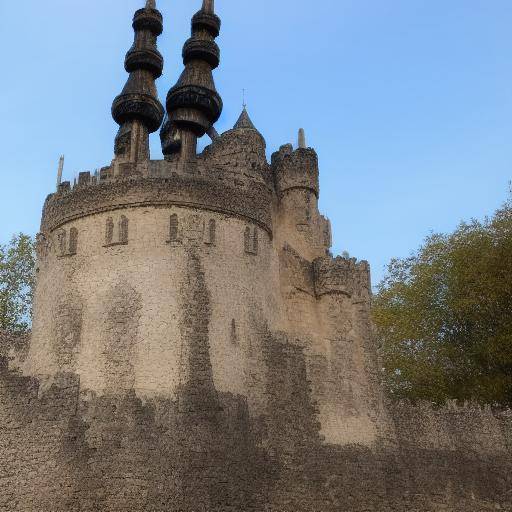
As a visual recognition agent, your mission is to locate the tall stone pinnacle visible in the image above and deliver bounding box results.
[160,0,223,164]
[298,128,306,149]
[56,155,64,191]
[111,0,164,170]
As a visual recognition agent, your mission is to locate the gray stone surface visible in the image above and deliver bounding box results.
[1,2,511,510]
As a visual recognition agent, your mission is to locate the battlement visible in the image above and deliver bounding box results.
[272,144,319,198]
[42,168,274,236]
[313,255,371,299]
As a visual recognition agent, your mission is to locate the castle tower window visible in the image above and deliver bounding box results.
[205,219,216,245]
[56,227,79,258]
[105,217,114,246]
[244,226,258,255]
[68,228,78,256]
[57,230,67,257]
[244,227,251,254]
[104,216,129,247]
[119,215,129,245]
[253,228,259,255]
[230,319,238,345]
[168,214,180,244]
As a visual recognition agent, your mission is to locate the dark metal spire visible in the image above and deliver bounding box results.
[111,1,164,171]
[160,0,223,164]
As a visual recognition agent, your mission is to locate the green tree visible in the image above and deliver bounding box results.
[0,234,35,334]
[373,198,512,406]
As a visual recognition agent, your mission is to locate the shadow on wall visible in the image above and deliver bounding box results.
[1,338,512,511]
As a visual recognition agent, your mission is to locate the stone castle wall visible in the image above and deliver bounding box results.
[2,138,511,511]
[29,205,281,406]
[2,356,511,511]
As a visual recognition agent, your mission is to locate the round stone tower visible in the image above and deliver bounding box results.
[27,0,385,452]
[27,1,281,409]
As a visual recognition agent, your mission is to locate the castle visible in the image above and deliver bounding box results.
[1,1,511,511]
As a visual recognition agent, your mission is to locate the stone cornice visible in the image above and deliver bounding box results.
[41,175,273,235]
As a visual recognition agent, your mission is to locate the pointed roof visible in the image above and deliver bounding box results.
[233,107,258,131]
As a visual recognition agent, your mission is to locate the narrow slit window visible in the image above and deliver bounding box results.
[119,216,129,245]
[57,230,67,257]
[105,217,114,246]
[169,214,179,243]
[206,219,216,245]
[244,227,252,254]
[68,228,78,255]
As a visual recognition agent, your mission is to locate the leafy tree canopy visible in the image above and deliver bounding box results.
[373,197,512,407]
[0,234,35,334]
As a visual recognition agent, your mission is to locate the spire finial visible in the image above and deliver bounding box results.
[242,88,247,109]
[56,155,64,191]
[146,0,156,8]
[202,0,214,13]
[298,128,306,149]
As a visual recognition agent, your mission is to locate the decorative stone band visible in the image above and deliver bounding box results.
[182,37,220,69]
[112,93,165,133]
[125,48,164,78]
[132,8,163,36]
[40,175,273,236]
[191,11,221,37]
[166,84,223,130]
[313,256,371,299]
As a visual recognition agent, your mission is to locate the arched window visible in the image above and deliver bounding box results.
[68,228,78,255]
[169,214,179,243]
[105,217,114,246]
[119,216,129,245]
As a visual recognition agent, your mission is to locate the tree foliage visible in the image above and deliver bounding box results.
[0,234,35,334]
[373,198,512,407]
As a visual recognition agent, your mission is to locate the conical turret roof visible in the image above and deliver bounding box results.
[233,107,258,131]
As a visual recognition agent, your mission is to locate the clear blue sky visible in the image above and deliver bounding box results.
[1,0,511,285]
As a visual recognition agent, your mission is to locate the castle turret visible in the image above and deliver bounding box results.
[111,0,165,175]
[272,136,329,260]
[160,0,223,167]
[200,107,268,184]
[272,140,319,199]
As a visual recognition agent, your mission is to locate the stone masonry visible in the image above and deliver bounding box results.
[1,1,511,511]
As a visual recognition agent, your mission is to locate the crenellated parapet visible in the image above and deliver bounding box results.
[313,256,371,300]
[272,144,319,198]
[40,172,273,236]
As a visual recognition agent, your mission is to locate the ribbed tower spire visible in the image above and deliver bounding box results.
[160,0,223,166]
[111,1,165,173]
[202,0,214,13]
